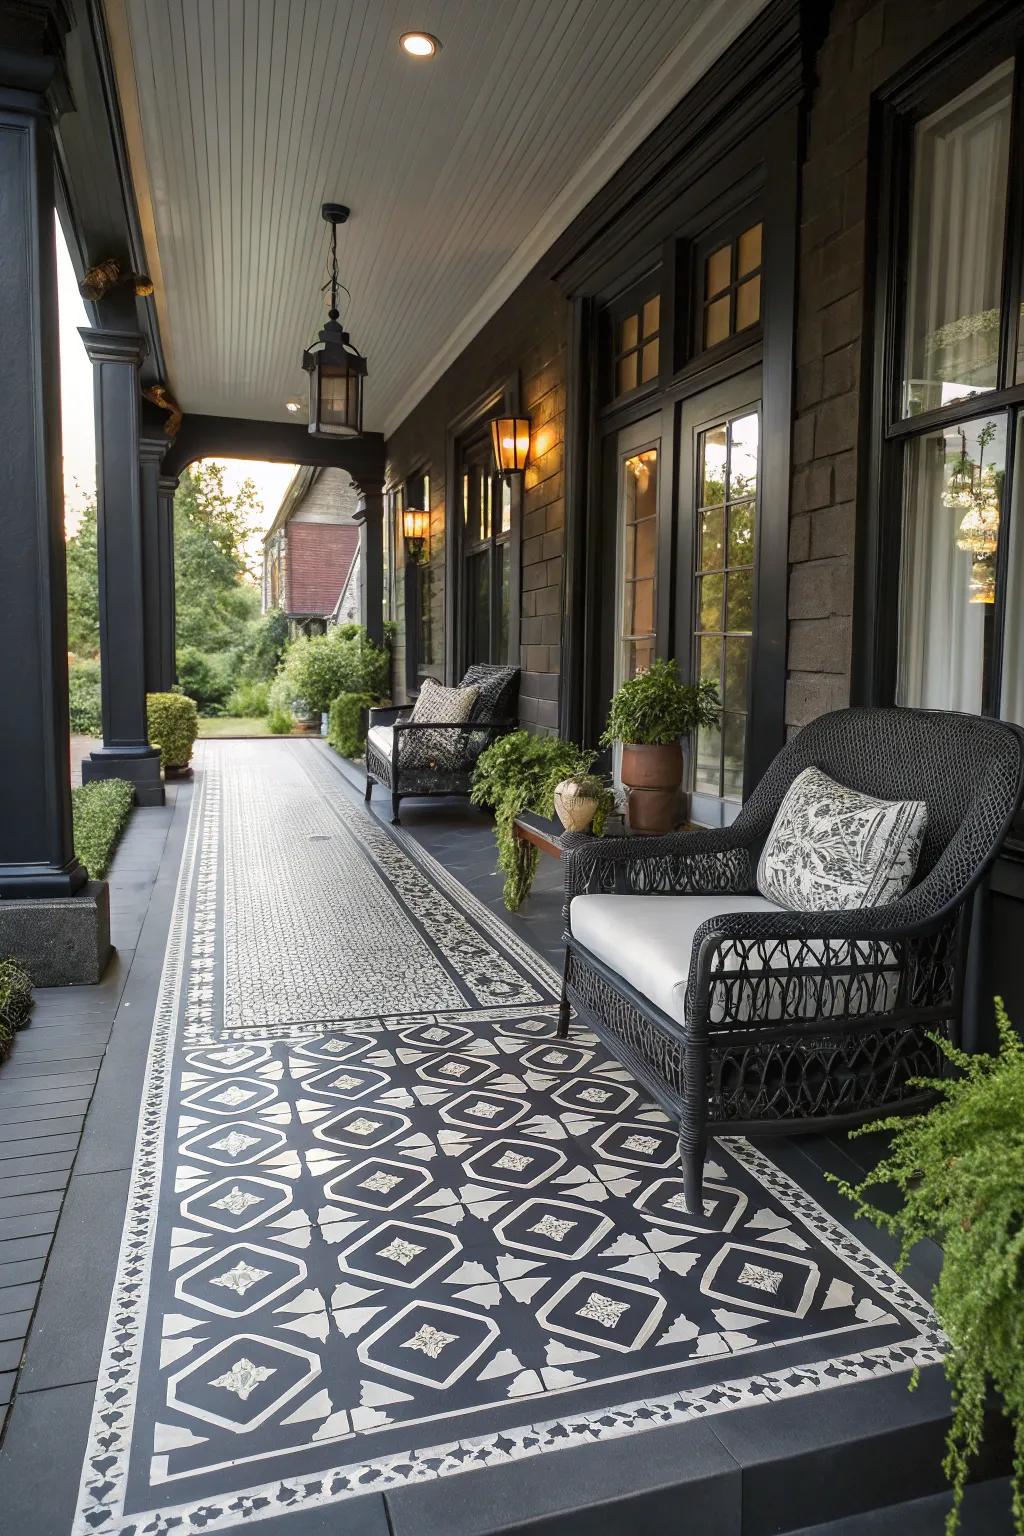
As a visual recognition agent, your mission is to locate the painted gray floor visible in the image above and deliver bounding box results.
[0,741,1011,1535]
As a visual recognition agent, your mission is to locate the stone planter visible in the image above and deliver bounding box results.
[553,780,600,834]
[620,742,683,834]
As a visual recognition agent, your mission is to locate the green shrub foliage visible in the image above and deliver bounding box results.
[147,692,198,769]
[601,658,720,747]
[226,679,271,717]
[471,731,601,910]
[0,959,33,1060]
[832,1001,1024,1535]
[175,645,233,714]
[68,658,102,735]
[274,625,390,718]
[328,692,376,758]
[71,779,135,879]
[267,708,293,735]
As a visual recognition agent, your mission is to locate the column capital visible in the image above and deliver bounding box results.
[79,327,148,366]
[139,432,166,465]
[351,475,385,514]
[158,473,180,496]
[0,0,71,106]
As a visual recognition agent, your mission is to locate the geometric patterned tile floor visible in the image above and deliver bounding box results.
[57,741,946,1535]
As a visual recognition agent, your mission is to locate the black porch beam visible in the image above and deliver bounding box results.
[161,413,386,484]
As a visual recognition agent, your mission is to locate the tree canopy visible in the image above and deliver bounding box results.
[174,462,262,654]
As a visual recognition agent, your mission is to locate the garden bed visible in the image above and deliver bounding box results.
[71,779,135,878]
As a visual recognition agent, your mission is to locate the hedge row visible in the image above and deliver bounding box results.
[72,779,135,879]
[327,692,377,758]
[0,960,32,1061]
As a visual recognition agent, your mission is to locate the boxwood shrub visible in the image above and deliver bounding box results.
[147,691,198,770]
[328,691,376,758]
[71,779,135,879]
[0,959,33,1060]
[69,658,102,735]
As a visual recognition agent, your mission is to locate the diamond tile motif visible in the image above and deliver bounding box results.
[168,1333,320,1432]
[700,1243,821,1318]
[551,1077,638,1116]
[358,1301,499,1389]
[591,1122,678,1169]
[292,1033,375,1065]
[537,1272,666,1353]
[576,1291,630,1328]
[324,1156,432,1213]
[179,1120,287,1168]
[439,1090,529,1131]
[175,1243,307,1317]
[520,1043,596,1075]
[313,1105,410,1150]
[180,1175,293,1234]
[209,1356,274,1401]
[181,1077,278,1117]
[338,1219,460,1288]
[417,1053,498,1088]
[738,1261,784,1294]
[635,1178,748,1234]
[493,1199,613,1261]
[464,1138,567,1190]
[302,1064,390,1101]
[399,1021,474,1051]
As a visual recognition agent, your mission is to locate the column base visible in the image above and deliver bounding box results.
[0,880,111,986]
[82,749,165,806]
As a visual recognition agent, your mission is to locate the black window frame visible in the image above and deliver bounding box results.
[857,4,1024,719]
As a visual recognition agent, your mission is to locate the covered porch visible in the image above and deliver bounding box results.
[2,0,1023,1531]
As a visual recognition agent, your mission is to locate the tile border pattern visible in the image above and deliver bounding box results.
[71,746,944,1536]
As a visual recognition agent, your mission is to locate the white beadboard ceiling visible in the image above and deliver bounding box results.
[105,0,767,436]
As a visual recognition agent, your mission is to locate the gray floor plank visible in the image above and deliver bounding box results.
[0,1150,78,1179]
[0,1116,85,1144]
[0,1310,32,1342]
[0,1283,38,1314]
[0,1257,45,1286]
[0,1100,92,1125]
[0,1191,64,1217]
[0,1212,59,1242]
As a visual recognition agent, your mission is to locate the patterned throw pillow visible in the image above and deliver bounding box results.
[401,678,480,770]
[756,765,927,911]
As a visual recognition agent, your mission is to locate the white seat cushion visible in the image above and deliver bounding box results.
[570,894,783,1027]
[366,723,393,760]
[569,892,899,1027]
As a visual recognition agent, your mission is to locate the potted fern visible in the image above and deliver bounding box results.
[833,999,1024,1535]
[601,659,719,833]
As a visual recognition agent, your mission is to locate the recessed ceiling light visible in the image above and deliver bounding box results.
[400,31,440,58]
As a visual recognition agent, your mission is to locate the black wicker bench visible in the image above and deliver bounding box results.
[559,706,1024,1212]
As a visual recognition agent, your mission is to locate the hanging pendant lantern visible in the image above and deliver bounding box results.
[302,203,367,437]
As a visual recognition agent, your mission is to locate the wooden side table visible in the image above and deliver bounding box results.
[513,809,691,859]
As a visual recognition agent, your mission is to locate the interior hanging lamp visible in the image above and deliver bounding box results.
[302,203,367,437]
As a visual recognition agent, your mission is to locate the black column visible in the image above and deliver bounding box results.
[139,434,175,693]
[352,478,384,648]
[0,4,87,898]
[81,330,164,805]
[158,473,179,688]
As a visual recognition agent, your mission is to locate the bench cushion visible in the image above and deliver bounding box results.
[569,892,899,1027]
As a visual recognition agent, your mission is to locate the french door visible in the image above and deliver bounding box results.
[677,370,762,825]
[459,433,513,669]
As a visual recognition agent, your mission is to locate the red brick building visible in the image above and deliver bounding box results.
[261,467,361,636]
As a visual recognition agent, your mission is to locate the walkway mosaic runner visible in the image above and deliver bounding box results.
[73,741,943,1534]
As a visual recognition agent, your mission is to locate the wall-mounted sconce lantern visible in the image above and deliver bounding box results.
[301,203,367,437]
[403,506,430,562]
[490,416,531,478]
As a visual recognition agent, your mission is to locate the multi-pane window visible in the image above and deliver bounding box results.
[883,47,1024,729]
[611,294,660,399]
[701,223,762,351]
[617,449,658,682]
[693,410,758,802]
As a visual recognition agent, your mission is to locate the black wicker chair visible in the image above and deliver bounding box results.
[559,707,1024,1213]
[364,663,520,824]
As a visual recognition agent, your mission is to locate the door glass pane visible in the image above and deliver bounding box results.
[498,542,511,663]
[466,551,491,667]
[617,447,658,686]
[897,414,1006,713]
[499,479,512,533]
[902,60,1013,417]
[693,406,759,806]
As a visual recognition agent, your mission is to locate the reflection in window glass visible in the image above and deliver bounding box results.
[1000,419,1024,724]
[617,449,658,683]
[902,60,1013,416]
[611,290,660,400]
[693,410,759,801]
[897,415,1006,713]
[701,223,763,351]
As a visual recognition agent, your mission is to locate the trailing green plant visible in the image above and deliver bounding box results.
[328,692,377,758]
[274,624,390,717]
[831,1000,1024,1536]
[471,731,597,910]
[147,692,198,770]
[68,658,102,735]
[600,658,720,746]
[71,779,135,879]
[0,959,33,1060]
[267,707,293,736]
[225,679,270,717]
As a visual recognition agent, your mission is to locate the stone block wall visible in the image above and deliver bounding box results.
[787,0,988,730]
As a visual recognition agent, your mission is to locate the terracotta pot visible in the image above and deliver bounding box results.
[620,742,683,834]
[553,780,600,834]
